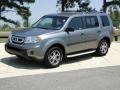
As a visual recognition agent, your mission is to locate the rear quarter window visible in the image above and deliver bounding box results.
[100,15,110,27]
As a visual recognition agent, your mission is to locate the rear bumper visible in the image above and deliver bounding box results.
[5,43,44,61]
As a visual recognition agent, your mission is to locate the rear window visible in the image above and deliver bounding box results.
[100,16,110,27]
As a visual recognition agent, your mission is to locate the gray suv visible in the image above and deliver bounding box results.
[5,12,113,68]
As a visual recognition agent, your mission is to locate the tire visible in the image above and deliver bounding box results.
[95,39,109,56]
[44,47,64,68]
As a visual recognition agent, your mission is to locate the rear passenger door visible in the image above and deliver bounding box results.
[82,16,100,49]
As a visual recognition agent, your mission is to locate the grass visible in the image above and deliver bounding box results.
[0,38,7,43]
[0,30,11,32]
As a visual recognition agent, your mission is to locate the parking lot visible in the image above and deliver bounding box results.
[0,42,120,79]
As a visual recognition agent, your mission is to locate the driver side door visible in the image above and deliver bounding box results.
[66,16,87,53]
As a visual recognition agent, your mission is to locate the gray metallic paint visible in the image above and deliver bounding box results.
[5,12,113,61]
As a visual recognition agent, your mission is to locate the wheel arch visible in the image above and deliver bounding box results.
[47,43,65,55]
[42,41,66,59]
[100,37,111,47]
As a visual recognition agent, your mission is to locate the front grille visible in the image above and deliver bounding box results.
[11,35,25,44]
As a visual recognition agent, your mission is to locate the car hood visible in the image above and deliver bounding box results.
[12,28,55,36]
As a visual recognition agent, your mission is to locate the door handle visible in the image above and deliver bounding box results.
[80,33,84,36]
[97,30,101,33]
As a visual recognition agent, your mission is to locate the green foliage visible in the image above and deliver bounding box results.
[0,24,11,31]
[0,0,35,25]
[57,0,91,12]
[103,0,120,12]
[110,12,120,28]
[57,0,75,11]
[23,20,30,27]
[0,38,7,43]
[77,0,91,11]
[108,3,120,28]
[15,21,21,28]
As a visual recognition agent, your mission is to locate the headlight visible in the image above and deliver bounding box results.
[25,36,41,43]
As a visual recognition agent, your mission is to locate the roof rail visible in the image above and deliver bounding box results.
[62,10,103,14]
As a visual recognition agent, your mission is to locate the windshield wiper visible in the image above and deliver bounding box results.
[32,26,58,30]
[31,26,47,29]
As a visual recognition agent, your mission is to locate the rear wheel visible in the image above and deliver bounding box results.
[44,47,64,68]
[95,39,109,56]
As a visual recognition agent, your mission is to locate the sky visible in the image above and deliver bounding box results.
[0,0,103,25]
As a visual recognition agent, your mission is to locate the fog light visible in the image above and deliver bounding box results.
[30,51,34,55]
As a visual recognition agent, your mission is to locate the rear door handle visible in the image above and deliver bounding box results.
[97,30,101,33]
[80,33,84,36]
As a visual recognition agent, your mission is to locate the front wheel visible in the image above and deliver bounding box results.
[44,47,64,68]
[95,39,109,56]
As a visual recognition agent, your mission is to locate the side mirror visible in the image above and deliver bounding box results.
[65,28,74,32]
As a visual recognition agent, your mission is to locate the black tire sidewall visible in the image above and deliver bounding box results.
[96,40,109,56]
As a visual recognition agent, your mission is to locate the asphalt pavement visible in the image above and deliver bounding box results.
[0,65,120,90]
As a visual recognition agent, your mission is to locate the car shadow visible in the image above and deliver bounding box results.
[1,53,94,70]
[1,56,45,69]
[63,53,94,64]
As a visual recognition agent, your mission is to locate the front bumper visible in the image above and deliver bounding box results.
[5,43,44,61]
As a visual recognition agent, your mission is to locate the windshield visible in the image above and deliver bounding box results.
[32,16,68,30]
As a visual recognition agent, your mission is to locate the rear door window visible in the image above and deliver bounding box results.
[100,16,110,27]
[84,16,99,29]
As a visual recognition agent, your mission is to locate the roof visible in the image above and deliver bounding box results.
[46,11,106,17]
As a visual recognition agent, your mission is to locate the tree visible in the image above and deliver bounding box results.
[57,0,91,12]
[77,0,92,11]
[0,0,35,25]
[103,0,107,12]
[110,11,120,28]
[103,0,120,12]
[108,5,120,28]
[1,24,11,31]
[57,0,75,11]
[23,20,30,27]
[102,0,120,28]
[15,21,21,28]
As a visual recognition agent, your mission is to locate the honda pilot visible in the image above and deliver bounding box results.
[5,12,113,68]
